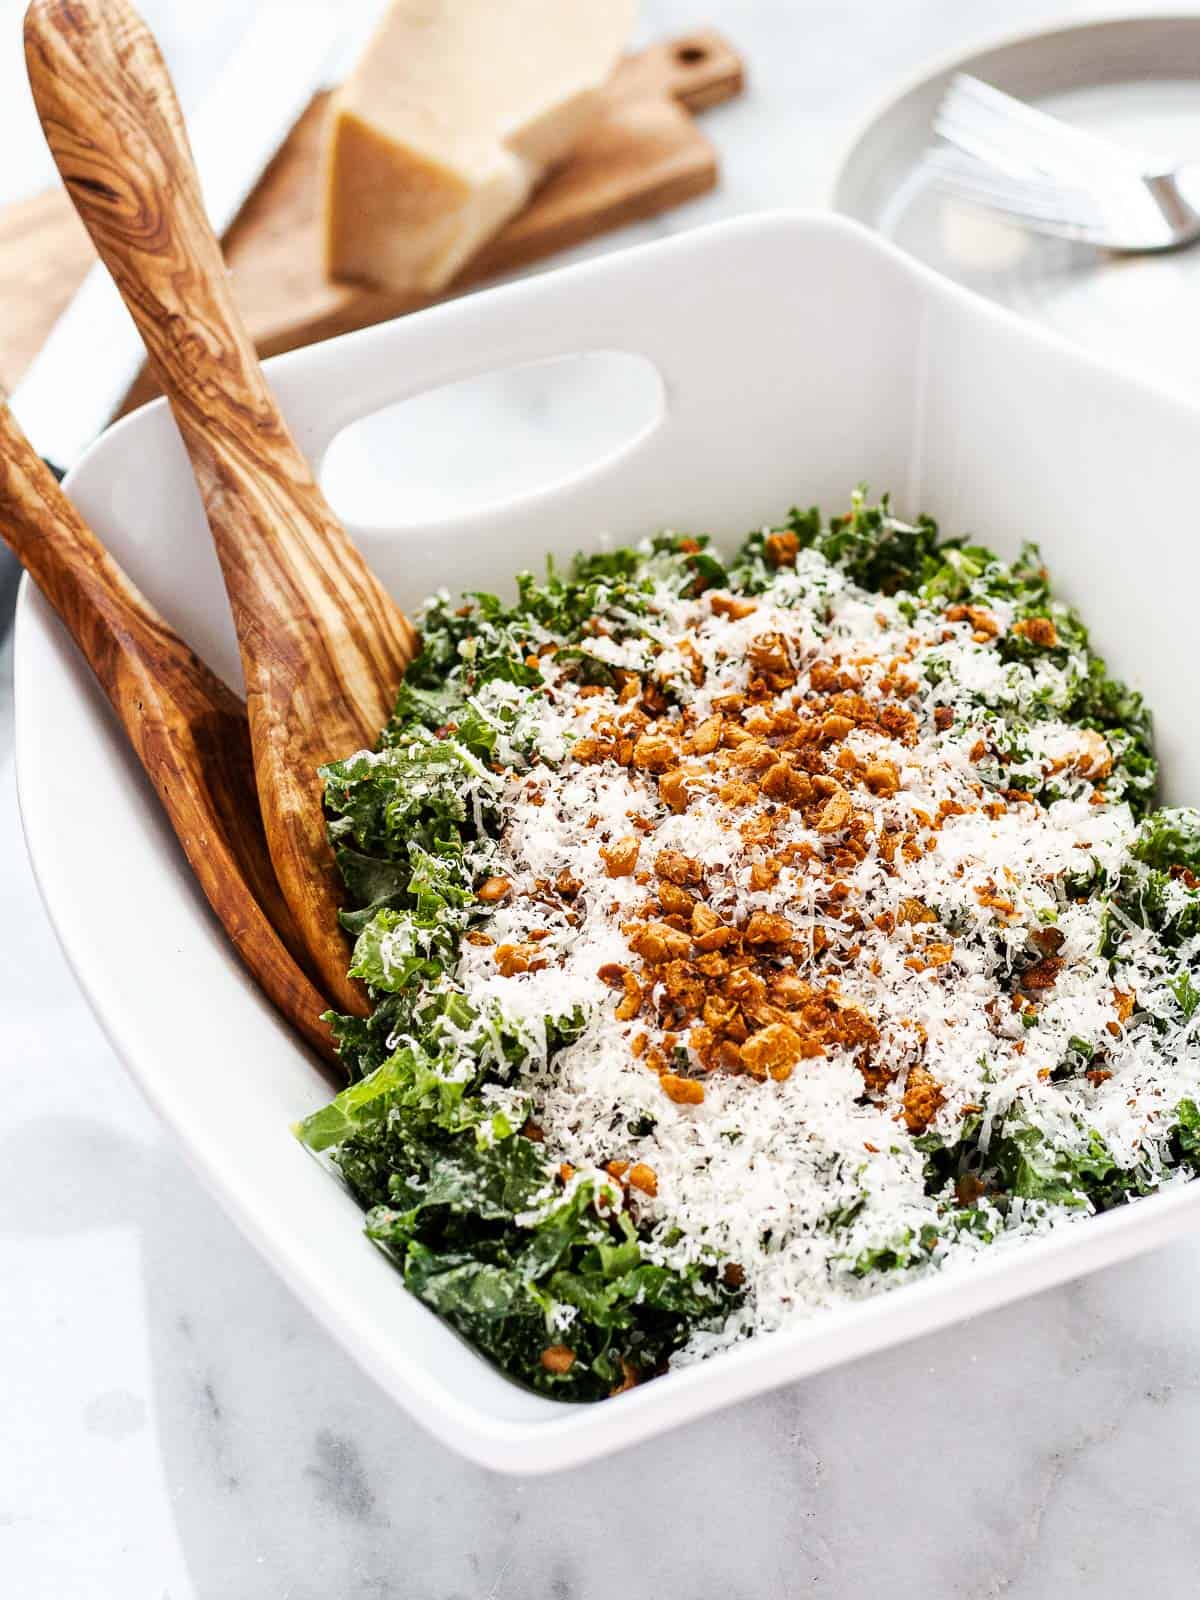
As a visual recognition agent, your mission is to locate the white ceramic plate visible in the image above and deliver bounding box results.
[833,14,1200,398]
[16,213,1200,1473]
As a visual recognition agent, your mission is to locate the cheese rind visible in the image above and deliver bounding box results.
[321,0,636,292]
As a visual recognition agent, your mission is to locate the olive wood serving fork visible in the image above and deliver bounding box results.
[0,398,338,1066]
[24,0,419,1018]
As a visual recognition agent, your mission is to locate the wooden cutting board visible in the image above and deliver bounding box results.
[0,30,744,412]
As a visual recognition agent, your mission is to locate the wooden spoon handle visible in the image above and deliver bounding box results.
[25,0,417,1016]
[0,400,338,1067]
[23,0,274,465]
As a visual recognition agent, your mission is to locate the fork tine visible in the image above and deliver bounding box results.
[925,149,1117,246]
[936,96,1056,181]
[926,149,1106,223]
[947,76,1120,153]
[935,74,1136,186]
[939,74,1127,168]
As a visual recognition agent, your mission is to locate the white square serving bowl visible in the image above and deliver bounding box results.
[16,212,1200,1474]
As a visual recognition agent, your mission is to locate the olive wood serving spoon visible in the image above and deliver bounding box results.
[0,397,338,1067]
[25,0,419,1017]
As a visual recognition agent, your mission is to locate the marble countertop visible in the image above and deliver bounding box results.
[4,2,1200,1595]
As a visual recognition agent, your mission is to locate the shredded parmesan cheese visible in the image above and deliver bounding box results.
[443,539,1193,1358]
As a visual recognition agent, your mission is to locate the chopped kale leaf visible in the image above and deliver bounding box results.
[298,491,1191,1385]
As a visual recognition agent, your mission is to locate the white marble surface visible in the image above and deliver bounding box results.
[5,1,1200,1595]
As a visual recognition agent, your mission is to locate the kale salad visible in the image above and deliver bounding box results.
[296,493,1200,1400]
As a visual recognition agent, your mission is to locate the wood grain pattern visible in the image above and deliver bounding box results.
[0,399,338,1068]
[0,30,744,405]
[25,0,419,1016]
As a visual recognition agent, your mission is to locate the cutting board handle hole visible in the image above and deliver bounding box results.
[320,351,665,531]
[675,42,708,64]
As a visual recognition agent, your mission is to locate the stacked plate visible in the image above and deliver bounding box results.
[834,15,1200,396]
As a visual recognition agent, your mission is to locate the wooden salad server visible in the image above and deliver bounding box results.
[0,399,338,1066]
[25,0,419,1017]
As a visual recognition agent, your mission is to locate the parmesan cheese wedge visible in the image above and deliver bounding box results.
[321,0,637,292]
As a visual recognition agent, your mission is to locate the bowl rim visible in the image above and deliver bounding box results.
[17,208,1200,1473]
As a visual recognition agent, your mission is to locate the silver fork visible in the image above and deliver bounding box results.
[928,73,1200,252]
